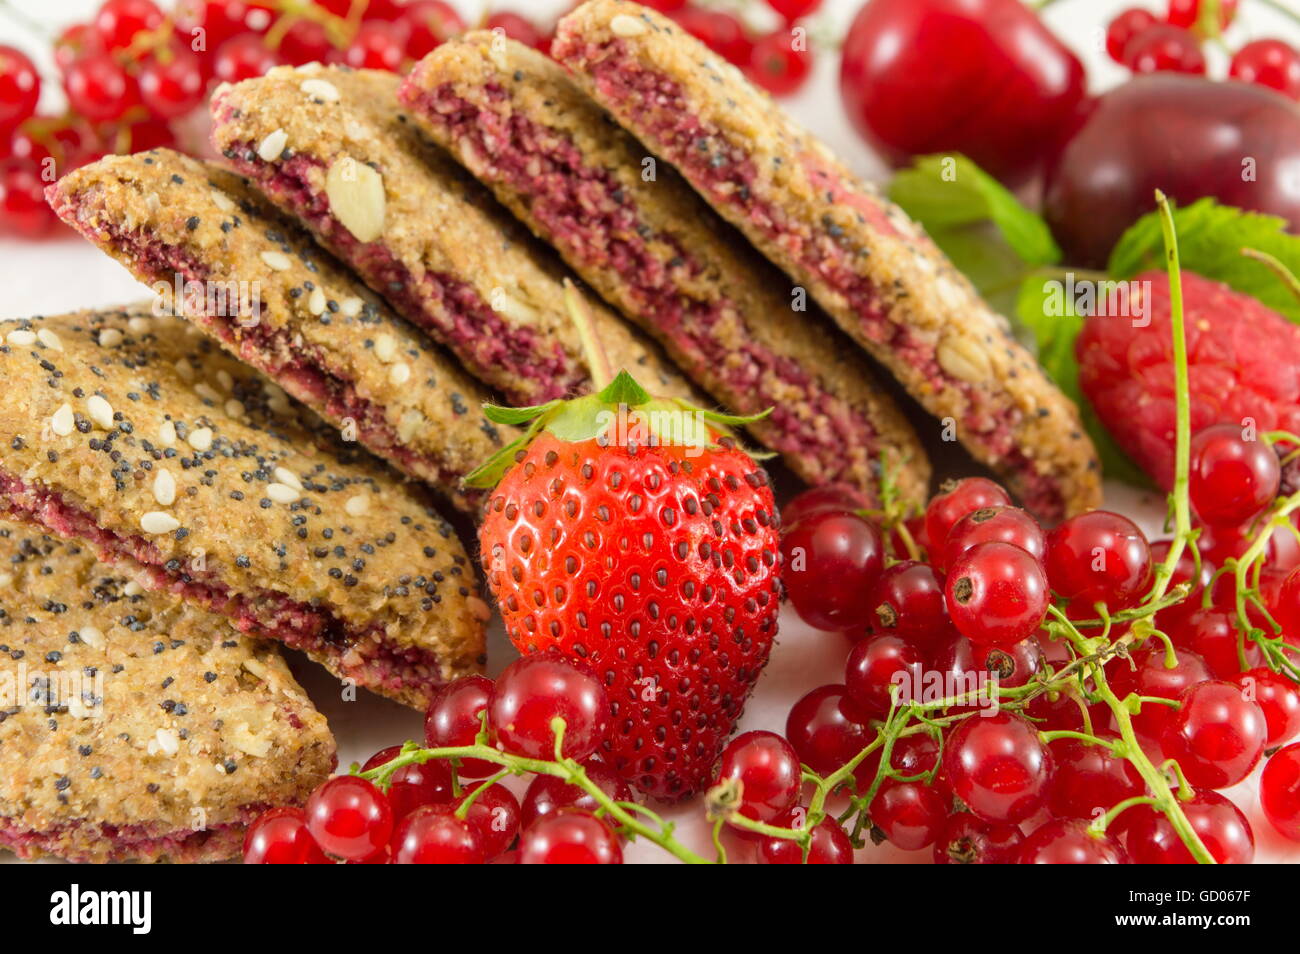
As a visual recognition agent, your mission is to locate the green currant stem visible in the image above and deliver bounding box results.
[1091,795,1158,835]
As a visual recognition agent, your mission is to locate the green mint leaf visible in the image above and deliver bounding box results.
[596,369,651,407]
[1108,198,1300,322]
[482,400,561,426]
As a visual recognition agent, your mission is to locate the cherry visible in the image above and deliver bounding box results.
[756,809,854,864]
[242,807,330,864]
[425,674,497,777]
[486,12,544,50]
[714,730,802,826]
[1167,0,1237,31]
[138,48,206,120]
[1108,647,1211,752]
[63,53,137,123]
[748,32,813,97]
[1106,8,1158,64]
[924,478,1012,555]
[518,810,623,864]
[780,510,884,631]
[1046,511,1152,612]
[781,482,872,528]
[868,779,947,851]
[457,781,521,858]
[1123,790,1254,864]
[1019,819,1130,864]
[390,804,485,864]
[360,746,454,819]
[785,684,872,776]
[401,0,465,60]
[1047,737,1144,820]
[941,505,1045,571]
[1170,608,1261,679]
[1161,680,1267,789]
[279,19,333,66]
[768,0,821,22]
[0,47,39,130]
[0,160,59,237]
[343,21,406,71]
[845,633,927,717]
[304,775,394,861]
[1231,668,1300,747]
[673,8,753,66]
[213,33,279,83]
[945,542,1049,648]
[932,813,1023,864]
[1231,39,1300,100]
[1188,424,1281,528]
[520,759,633,830]
[94,0,164,51]
[1124,24,1206,75]
[942,711,1052,824]
[489,651,609,761]
[868,561,949,649]
[1260,742,1300,841]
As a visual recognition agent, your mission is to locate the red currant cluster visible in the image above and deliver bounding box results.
[1106,0,1300,98]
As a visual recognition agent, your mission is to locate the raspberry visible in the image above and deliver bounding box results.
[1077,271,1300,490]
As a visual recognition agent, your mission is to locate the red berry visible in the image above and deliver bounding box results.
[1046,511,1152,612]
[941,505,1045,572]
[343,21,406,71]
[868,779,947,851]
[489,651,609,761]
[304,775,394,861]
[424,674,496,777]
[868,560,949,649]
[1124,24,1206,74]
[1167,0,1237,31]
[1047,737,1144,820]
[518,810,623,864]
[279,19,333,66]
[0,159,59,237]
[932,813,1023,864]
[94,0,164,51]
[785,684,871,776]
[1261,742,1300,841]
[0,46,39,129]
[457,781,520,858]
[1106,8,1158,64]
[520,759,633,830]
[1273,563,1300,637]
[942,712,1053,824]
[672,8,753,66]
[486,12,544,50]
[767,0,822,22]
[54,24,101,72]
[945,542,1049,648]
[1188,424,1281,527]
[1150,539,1213,633]
[748,31,813,97]
[781,482,872,528]
[138,48,206,120]
[63,53,137,123]
[360,746,454,819]
[1231,668,1300,747]
[213,33,279,83]
[756,809,854,864]
[1019,818,1130,864]
[714,730,802,826]
[242,807,330,864]
[1108,647,1211,751]
[780,510,884,631]
[390,804,485,864]
[931,631,1042,701]
[1124,790,1253,863]
[1171,608,1261,679]
[845,633,927,717]
[1231,39,1300,100]
[854,730,942,792]
[1161,680,1267,789]
[401,0,465,59]
[924,478,1011,554]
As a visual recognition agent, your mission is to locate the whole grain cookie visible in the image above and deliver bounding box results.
[46,149,510,512]
[0,519,335,863]
[0,305,488,708]
[208,64,696,408]
[400,33,929,506]
[553,0,1101,520]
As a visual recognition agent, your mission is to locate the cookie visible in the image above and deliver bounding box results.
[552,0,1101,520]
[0,519,334,863]
[208,64,696,408]
[399,33,929,506]
[0,305,488,708]
[46,149,510,513]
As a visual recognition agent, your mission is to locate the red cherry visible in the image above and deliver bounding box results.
[868,779,947,851]
[941,505,1045,572]
[1231,39,1300,100]
[94,0,165,51]
[489,651,609,761]
[748,31,813,97]
[0,46,40,130]
[785,684,871,776]
[486,12,544,50]
[942,711,1053,824]
[242,807,330,864]
[1160,680,1267,789]
[1123,790,1254,863]
[520,759,633,830]
[456,781,520,858]
[780,509,884,631]
[425,674,497,777]
[1124,24,1206,74]
[518,810,623,864]
[1046,511,1153,612]
[304,775,394,861]
[213,33,279,83]
[1230,668,1300,747]
[1108,647,1211,752]
[1188,424,1281,528]
[845,633,927,716]
[868,560,949,649]
[1047,737,1144,820]
[781,482,873,528]
[138,48,206,120]
[932,813,1023,864]
[1261,742,1300,841]
[1106,8,1158,64]
[401,0,465,59]
[714,730,802,826]
[360,746,454,819]
[756,809,854,864]
[1019,818,1130,864]
[924,478,1011,555]
[390,804,485,864]
[945,542,1049,648]
[343,21,406,71]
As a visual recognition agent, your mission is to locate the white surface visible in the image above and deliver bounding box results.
[2,0,1299,863]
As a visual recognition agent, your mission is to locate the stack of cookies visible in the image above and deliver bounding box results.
[3,0,1098,862]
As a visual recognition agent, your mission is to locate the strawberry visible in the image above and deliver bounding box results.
[468,294,781,801]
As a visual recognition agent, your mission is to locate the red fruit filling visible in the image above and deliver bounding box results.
[401,80,889,489]
[553,37,1063,518]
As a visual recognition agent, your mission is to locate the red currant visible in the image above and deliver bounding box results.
[714,730,802,826]
[1161,679,1267,789]
[520,758,633,829]
[748,31,813,97]
[1123,790,1253,863]
[518,810,623,864]
[941,505,1045,571]
[854,731,943,795]
[1150,539,1213,633]
[924,478,1011,555]
[1231,39,1300,100]
[1273,564,1300,637]
[63,53,138,123]
[1261,742,1300,841]
[932,812,1023,864]
[94,0,165,51]
[1047,737,1144,820]
[0,46,39,130]
[945,542,1049,647]
[360,746,454,819]
[242,807,330,864]
[868,560,949,650]
[213,33,279,83]
[780,509,884,631]
[868,779,947,851]
[1171,608,1261,679]
[785,684,871,776]
[1108,647,1211,751]
[672,8,754,66]
[489,651,609,761]
[54,24,100,73]
[1106,8,1158,64]
[343,21,406,71]
[279,19,333,66]
[1019,818,1130,864]
[845,633,928,717]
[781,482,872,528]
[304,775,394,861]
[138,48,205,120]
[1167,0,1238,31]
[1189,424,1281,527]
[768,0,822,21]
[390,804,485,864]
[1046,511,1153,611]
[486,12,544,50]
[1231,667,1300,747]
[756,809,854,864]
[942,711,1053,824]
[425,674,496,777]
[0,159,59,237]
[1124,24,1206,74]
[456,780,520,858]
[401,0,465,60]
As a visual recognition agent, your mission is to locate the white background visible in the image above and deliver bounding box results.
[2,0,1299,863]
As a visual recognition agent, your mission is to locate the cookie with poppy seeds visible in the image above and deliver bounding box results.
[0,517,335,863]
[552,0,1101,521]
[0,305,488,709]
[46,149,510,513]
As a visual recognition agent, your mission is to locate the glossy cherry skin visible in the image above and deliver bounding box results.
[243,807,331,864]
[781,482,874,528]
[868,560,949,649]
[785,684,872,776]
[518,810,623,864]
[520,759,633,830]
[933,813,1023,864]
[1108,647,1211,752]
[942,712,1053,824]
[1047,737,1144,820]
[780,510,884,631]
[945,542,1050,648]
[1045,75,1300,267]
[714,730,802,826]
[1260,743,1300,841]
[489,651,609,762]
[425,674,497,777]
[1188,424,1281,528]
[1019,819,1130,864]
[1123,791,1254,864]
[868,779,948,851]
[1171,608,1262,679]
[390,804,485,864]
[924,478,1012,556]
[839,0,1087,186]
[304,775,394,861]
[845,633,927,717]
[1161,680,1267,790]
[757,810,855,864]
[1045,511,1152,612]
[1231,668,1300,747]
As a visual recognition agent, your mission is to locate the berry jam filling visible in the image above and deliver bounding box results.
[215,135,578,403]
[559,38,1064,516]
[0,814,253,863]
[0,475,444,698]
[402,82,887,488]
